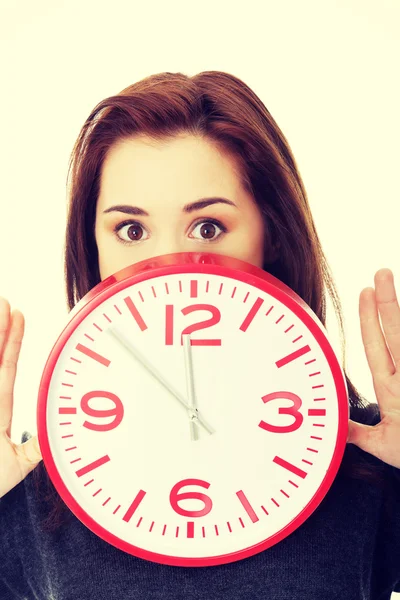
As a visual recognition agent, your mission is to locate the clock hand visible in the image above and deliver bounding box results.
[106,327,214,435]
[182,334,199,441]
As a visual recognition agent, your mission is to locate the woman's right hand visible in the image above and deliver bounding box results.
[0,297,42,498]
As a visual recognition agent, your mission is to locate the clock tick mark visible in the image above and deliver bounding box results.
[275,314,284,324]
[309,371,321,377]
[190,280,198,298]
[92,488,102,497]
[61,383,74,388]
[179,280,182,293]
[240,297,264,332]
[114,304,122,315]
[261,506,269,516]
[227,522,232,533]
[102,497,111,507]
[312,423,325,428]
[84,334,95,342]
[218,283,224,295]
[59,396,72,400]
[243,291,250,303]
[273,456,308,478]
[236,490,259,523]
[124,297,147,330]
[265,305,274,316]
[304,359,316,365]
[151,286,157,298]
[122,489,147,523]
[306,447,319,454]
[238,517,245,527]
[187,522,194,538]
[276,345,311,368]
[149,521,155,532]
[281,490,290,499]
[176,526,180,538]
[65,370,77,375]
[138,291,144,302]
[292,335,303,343]
[202,526,206,538]
[59,407,76,414]
[76,344,111,367]
[231,286,237,298]
[113,505,121,515]
[302,459,313,466]
[61,434,74,439]
[288,480,299,488]
[59,422,72,426]
[65,446,77,452]
[165,282,170,294]
[312,384,324,389]
[284,324,294,333]
[93,323,102,332]
[310,436,323,441]
[271,498,280,507]
[76,455,111,477]
[84,479,94,487]
[308,409,326,417]
[313,397,326,402]
[214,525,219,536]
[162,524,167,536]
[103,313,112,323]
[70,357,82,364]
[136,517,143,528]
[206,281,209,293]
[70,458,81,464]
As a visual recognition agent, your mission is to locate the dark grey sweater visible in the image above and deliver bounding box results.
[1,406,400,600]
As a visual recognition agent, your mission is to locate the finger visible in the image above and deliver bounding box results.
[374,268,400,368]
[347,419,381,457]
[0,297,11,361]
[359,286,394,381]
[0,308,25,438]
[16,435,42,470]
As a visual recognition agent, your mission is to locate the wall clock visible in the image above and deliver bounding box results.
[37,252,348,566]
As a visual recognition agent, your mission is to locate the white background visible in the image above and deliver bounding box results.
[0,0,399,592]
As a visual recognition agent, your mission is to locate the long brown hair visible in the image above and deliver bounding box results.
[35,70,388,531]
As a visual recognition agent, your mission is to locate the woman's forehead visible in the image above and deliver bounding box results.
[97,135,247,213]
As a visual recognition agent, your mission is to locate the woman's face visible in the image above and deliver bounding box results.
[95,134,267,280]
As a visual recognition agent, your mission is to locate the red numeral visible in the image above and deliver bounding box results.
[169,478,213,517]
[258,391,303,433]
[81,390,124,432]
[165,304,221,346]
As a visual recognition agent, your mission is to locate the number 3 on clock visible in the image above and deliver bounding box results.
[165,304,222,346]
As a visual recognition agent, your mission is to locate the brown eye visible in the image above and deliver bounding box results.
[115,222,148,243]
[126,224,144,241]
[190,220,226,242]
[200,223,216,239]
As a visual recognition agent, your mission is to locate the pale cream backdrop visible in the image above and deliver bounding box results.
[0,0,399,586]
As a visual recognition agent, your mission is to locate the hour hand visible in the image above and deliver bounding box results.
[183,334,199,441]
[106,327,214,435]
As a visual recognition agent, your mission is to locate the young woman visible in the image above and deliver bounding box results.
[1,71,400,599]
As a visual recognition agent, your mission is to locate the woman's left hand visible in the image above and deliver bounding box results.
[347,268,400,468]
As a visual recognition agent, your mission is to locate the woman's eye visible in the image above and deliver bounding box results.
[115,222,148,243]
[190,220,226,242]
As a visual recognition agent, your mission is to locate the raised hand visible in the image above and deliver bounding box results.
[347,269,400,469]
[0,298,42,498]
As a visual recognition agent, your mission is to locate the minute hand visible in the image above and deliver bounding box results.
[106,327,215,435]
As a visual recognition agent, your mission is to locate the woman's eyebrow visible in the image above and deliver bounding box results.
[102,197,237,216]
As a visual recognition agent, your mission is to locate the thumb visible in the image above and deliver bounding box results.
[347,419,384,458]
[17,434,43,471]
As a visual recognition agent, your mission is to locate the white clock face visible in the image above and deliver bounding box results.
[38,253,348,566]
